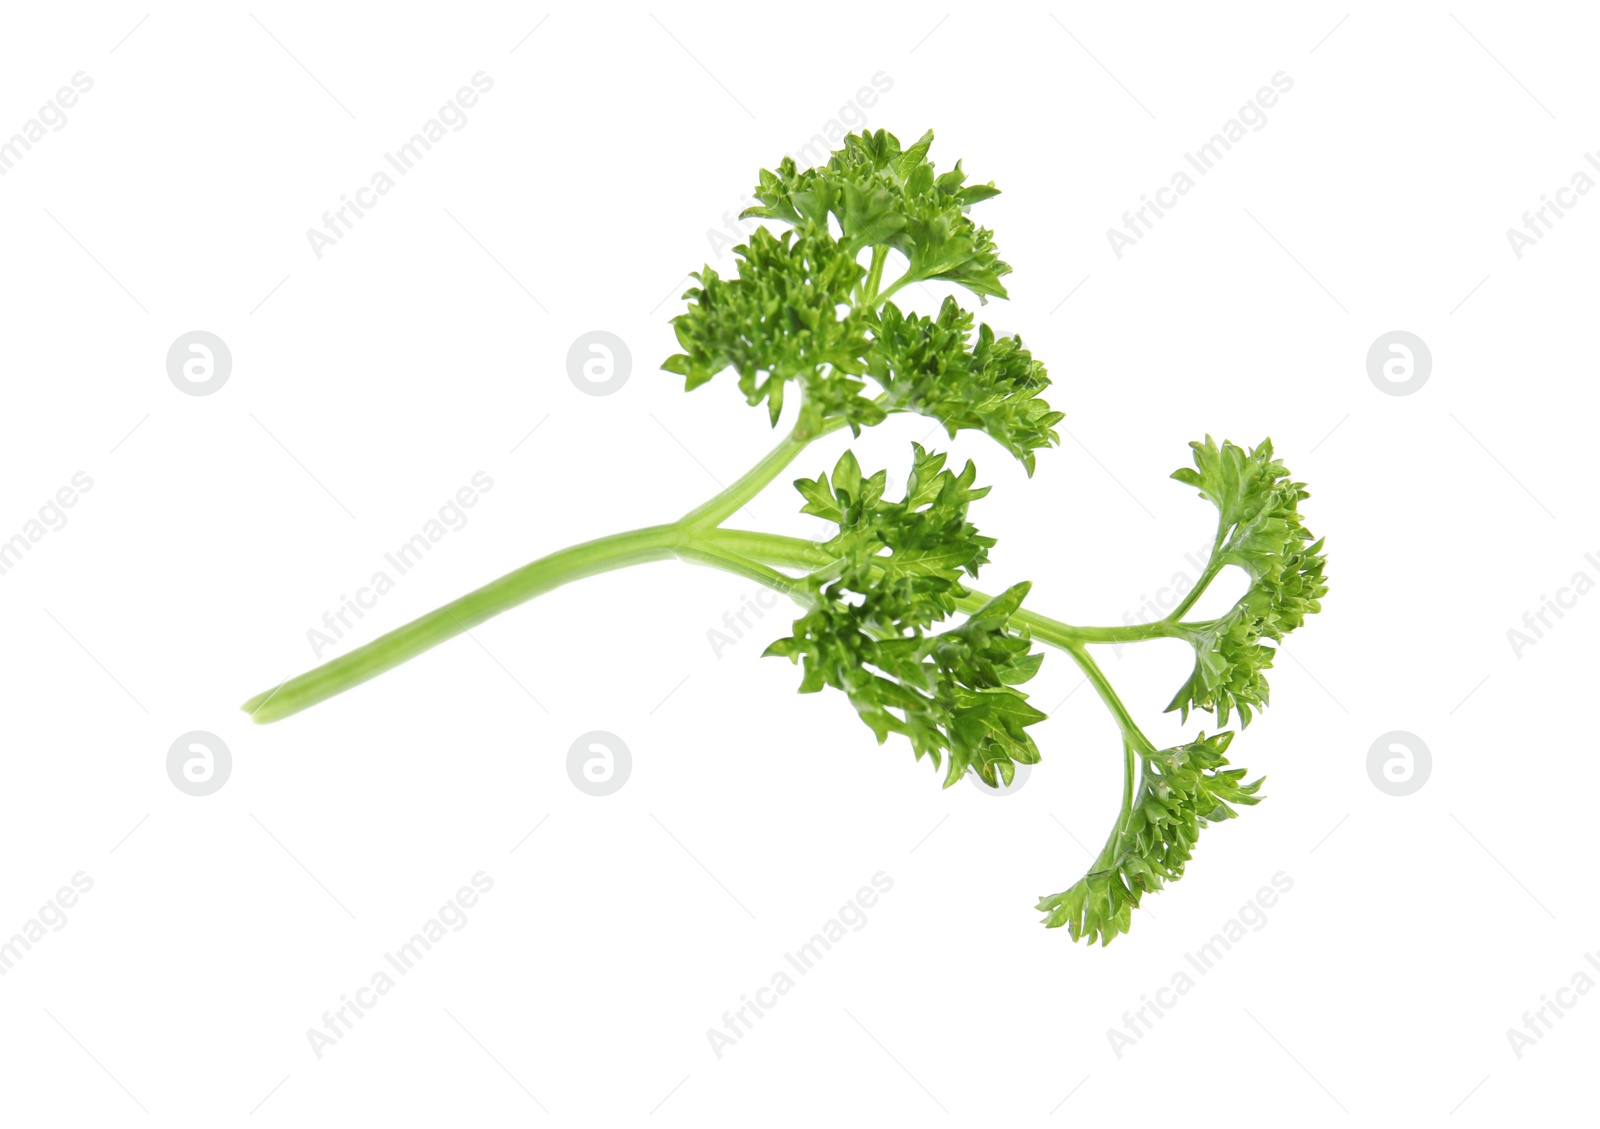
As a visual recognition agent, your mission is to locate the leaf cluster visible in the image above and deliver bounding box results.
[869,298,1061,474]
[663,129,1059,472]
[1167,437,1329,726]
[741,128,1010,299]
[662,226,877,431]
[1037,731,1263,944]
[765,445,1047,788]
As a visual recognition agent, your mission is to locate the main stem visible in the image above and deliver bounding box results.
[243,524,687,723]
[245,418,839,724]
[244,432,1186,732]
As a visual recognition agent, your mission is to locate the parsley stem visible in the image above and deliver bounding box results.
[1060,642,1156,757]
[987,605,1186,647]
[245,426,842,723]
[700,528,831,568]
[699,530,1191,645]
[243,524,686,723]
[1166,529,1226,621]
[677,545,809,605]
[677,415,848,531]
[862,245,889,303]
[1062,644,1150,873]
[873,272,914,306]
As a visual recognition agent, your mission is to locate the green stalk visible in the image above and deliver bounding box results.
[973,599,1186,649]
[861,245,889,303]
[1060,643,1151,878]
[246,416,843,723]
[873,272,916,307]
[1085,741,1141,875]
[699,528,831,569]
[678,415,847,531]
[243,524,685,723]
[698,529,1190,646]
[676,545,809,605]
[1060,642,1155,757]
[1166,527,1225,622]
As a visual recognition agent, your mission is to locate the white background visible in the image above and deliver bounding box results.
[0,2,1592,1125]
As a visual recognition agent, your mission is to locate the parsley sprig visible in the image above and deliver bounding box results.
[243,130,1326,944]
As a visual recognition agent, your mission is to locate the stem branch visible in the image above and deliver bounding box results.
[1167,528,1226,622]
[677,417,843,531]
[243,524,687,723]
[862,245,889,304]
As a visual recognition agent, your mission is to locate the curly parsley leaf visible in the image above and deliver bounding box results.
[1037,731,1263,944]
[664,131,1058,472]
[1166,437,1329,726]
[741,128,1010,301]
[870,297,1062,475]
[764,445,1047,787]
[662,225,879,432]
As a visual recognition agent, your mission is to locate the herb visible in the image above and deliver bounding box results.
[243,129,1327,942]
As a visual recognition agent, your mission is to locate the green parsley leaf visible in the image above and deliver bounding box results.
[662,225,879,431]
[1037,731,1263,944]
[765,445,1047,787]
[869,297,1062,475]
[1167,437,1329,726]
[742,128,1010,300]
